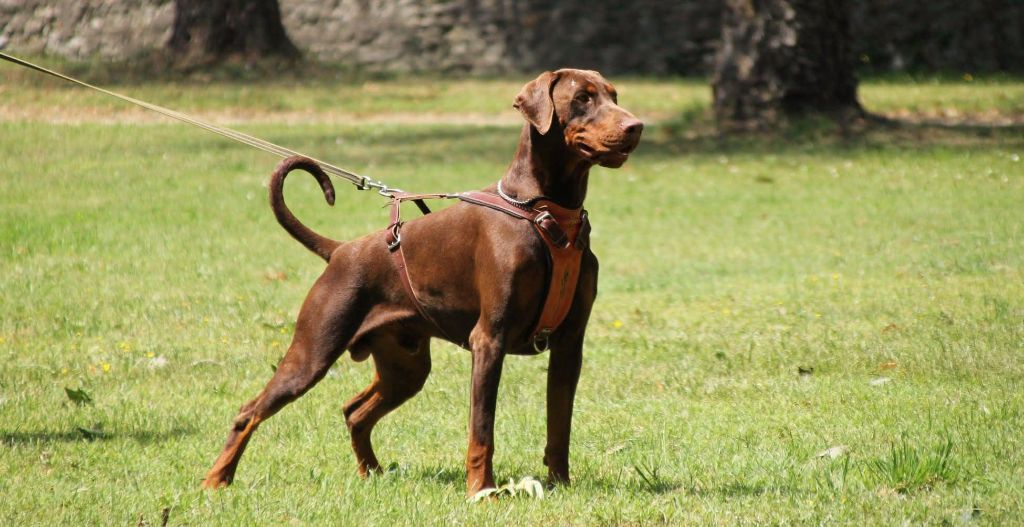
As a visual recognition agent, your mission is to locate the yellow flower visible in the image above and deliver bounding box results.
[612,319,623,329]
[102,363,111,373]
[146,352,155,359]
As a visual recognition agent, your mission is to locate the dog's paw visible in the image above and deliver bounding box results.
[200,475,231,490]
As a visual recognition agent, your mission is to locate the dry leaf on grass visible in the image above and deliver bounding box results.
[469,476,545,502]
[815,445,849,459]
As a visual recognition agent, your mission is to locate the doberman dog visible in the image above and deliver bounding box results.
[201,69,643,495]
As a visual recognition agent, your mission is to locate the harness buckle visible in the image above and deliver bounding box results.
[533,211,569,247]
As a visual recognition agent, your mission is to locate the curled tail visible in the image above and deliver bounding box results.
[269,156,341,261]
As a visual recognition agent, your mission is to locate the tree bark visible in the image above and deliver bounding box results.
[712,0,862,131]
[167,0,299,65]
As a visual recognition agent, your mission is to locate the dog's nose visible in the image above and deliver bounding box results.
[622,119,644,137]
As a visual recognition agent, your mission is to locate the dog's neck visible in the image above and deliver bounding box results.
[499,124,592,209]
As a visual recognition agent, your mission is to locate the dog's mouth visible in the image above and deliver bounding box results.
[577,140,637,168]
[576,142,599,159]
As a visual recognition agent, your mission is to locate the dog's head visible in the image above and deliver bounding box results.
[514,69,642,168]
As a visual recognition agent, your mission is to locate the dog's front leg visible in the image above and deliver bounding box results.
[465,329,506,495]
[544,339,583,484]
[544,252,597,485]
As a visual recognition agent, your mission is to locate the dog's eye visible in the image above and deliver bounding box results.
[574,93,591,104]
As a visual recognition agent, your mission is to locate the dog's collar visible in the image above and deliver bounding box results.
[495,180,586,226]
[496,179,545,209]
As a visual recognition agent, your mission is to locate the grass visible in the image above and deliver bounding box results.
[869,436,958,494]
[1,66,1023,524]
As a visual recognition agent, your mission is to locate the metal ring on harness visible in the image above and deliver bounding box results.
[387,223,402,251]
[533,329,552,353]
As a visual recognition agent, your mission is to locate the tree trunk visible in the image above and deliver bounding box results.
[167,0,299,65]
[712,0,862,131]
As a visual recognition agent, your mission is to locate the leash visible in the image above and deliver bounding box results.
[0,51,431,212]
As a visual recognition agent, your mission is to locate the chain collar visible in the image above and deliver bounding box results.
[496,179,546,209]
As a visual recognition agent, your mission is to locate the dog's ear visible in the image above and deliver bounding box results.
[513,71,560,135]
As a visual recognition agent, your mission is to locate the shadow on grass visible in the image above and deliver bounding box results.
[407,465,689,494]
[643,107,1024,160]
[589,476,801,497]
[412,465,466,485]
[2,53,410,87]
[3,53,537,88]
[389,464,804,500]
[259,110,1024,173]
[701,481,798,498]
[0,426,194,445]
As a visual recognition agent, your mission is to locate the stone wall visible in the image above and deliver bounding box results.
[0,0,720,73]
[1,1,1022,73]
[0,0,173,59]
[281,0,720,74]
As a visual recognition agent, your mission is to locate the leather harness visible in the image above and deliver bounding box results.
[384,189,590,350]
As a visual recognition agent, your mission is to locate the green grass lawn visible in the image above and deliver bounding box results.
[1,70,1023,525]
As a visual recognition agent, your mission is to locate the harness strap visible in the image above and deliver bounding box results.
[385,189,589,349]
[385,192,456,341]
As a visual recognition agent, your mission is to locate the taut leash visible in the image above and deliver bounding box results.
[0,51,424,207]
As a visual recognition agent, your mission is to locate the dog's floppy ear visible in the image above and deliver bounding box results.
[513,71,560,135]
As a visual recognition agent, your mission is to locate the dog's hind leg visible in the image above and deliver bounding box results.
[343,336,431,476]
[201,269,359,489]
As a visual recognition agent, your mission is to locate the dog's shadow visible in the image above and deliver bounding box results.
[0,426,194,445]
[411,465,465,485]
[409,465,697,496]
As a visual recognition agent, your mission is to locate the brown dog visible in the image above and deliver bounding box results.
[201,69,642,494]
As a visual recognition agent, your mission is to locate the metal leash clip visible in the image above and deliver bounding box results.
[357,176,401,198]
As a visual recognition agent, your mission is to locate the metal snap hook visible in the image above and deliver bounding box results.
[533,329,552,353]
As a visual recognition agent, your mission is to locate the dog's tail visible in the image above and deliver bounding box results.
[269,156,341,262]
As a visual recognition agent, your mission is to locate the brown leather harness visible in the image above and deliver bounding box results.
[384,189,590,351]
